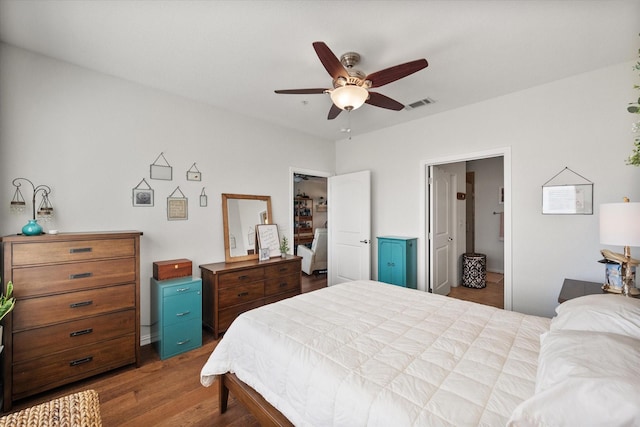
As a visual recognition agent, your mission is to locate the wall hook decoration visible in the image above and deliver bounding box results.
[200,187,208,207]
[150,152,173,180]
[542,166,593,215]
[132,178,154,207]
[187,163,202,181]
[167,186,188,220]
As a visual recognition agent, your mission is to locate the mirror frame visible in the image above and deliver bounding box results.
[222,193,272,263]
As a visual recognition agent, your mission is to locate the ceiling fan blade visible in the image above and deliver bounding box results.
[366,59,428,88]
[274,88,327,95]
[327,104,342,120]
[313,41,349,81]
[366,92,405,111]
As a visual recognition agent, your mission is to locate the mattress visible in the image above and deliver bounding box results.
[201,280,550,426]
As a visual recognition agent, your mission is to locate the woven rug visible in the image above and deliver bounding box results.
[0,389,102,427]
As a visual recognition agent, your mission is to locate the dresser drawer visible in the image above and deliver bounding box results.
[218,299,264,332]
[13,284,135,330]
[11,238,135,266]
[12,258,136,298]
[163,291,202,326]
[264,289,299,305]
[265,261,300,279]
[218,282,264,308]
[12,335,135,398]
[13,310,135,361]
[161,319,202,359]
[265,273,300,296]
[217,268,265,288]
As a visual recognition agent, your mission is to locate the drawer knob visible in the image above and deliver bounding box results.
[69,272,93,280]
[238,275,249,280]
[70,356,93,366]
[69,247,92,254]
[279,282,287,288]
[177,339,191,346]
[237,291,249,297]
[176,287,190,293]
[70,300,93,308]
[70,328,93,337]
[176,311,191,317]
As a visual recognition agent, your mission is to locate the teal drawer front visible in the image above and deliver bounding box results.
[151,276,203,360]
[161,280,201,298]
[163,291,202,326]
[161,319,202,359]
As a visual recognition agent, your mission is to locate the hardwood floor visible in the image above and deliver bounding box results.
[447,271,504,308]
[3,275,330,426]
[2,273,504,426]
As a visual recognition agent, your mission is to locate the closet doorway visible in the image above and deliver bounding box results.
[422,148,511,310]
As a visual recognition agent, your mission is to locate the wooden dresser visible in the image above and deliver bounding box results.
[1,231,141,410]
[200,256,301,338]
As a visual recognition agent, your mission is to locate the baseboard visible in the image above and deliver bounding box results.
[141,333,152,346]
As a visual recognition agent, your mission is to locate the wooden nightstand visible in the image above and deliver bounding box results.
[558,278,604,303]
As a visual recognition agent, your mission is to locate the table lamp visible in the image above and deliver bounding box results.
[599,197,640,296]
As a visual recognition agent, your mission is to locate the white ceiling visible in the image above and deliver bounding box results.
[1,1,639,141]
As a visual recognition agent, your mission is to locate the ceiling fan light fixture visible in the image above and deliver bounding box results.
[329,85,368,111]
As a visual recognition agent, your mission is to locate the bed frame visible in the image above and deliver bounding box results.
[218,373,293,427]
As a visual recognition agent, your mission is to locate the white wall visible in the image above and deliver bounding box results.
[336,62,640,317]
[468,157,504,273]
[0,44,335,343]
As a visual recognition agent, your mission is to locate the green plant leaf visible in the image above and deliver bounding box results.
[628,106,639,113]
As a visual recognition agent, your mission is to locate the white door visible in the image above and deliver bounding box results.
[328,170,371,286]
[429,166,454,295]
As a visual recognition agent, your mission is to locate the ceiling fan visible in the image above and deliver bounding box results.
[275,41,428,120]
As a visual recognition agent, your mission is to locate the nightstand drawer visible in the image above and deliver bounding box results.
[12,258,136,298]
[163,291,202,326]
[14,284,135,330]
[218,282,264,307]
[11,238,135,266]
[161,319,202,359]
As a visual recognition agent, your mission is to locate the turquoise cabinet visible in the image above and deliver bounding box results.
[377,236,417,288]
[151,276,202,360]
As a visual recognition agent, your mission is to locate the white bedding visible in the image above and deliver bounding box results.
[201,280,550,427]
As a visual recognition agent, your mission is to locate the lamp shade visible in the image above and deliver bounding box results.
[329,85,369,111]
[599,202,640,247]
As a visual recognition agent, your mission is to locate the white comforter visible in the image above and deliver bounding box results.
[201,280,550,427]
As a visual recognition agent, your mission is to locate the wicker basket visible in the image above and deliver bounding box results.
[0,389,102,427]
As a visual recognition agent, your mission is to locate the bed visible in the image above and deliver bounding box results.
[201,280,640,426]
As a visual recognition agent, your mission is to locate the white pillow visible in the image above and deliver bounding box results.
[507,330,640,427]
[551,294,640,341]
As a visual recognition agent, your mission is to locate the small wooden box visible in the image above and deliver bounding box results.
[153,258,192,281]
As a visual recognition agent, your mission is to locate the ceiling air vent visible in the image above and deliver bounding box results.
[405,97,435,110]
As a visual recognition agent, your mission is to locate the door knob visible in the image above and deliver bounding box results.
[360,239,369,244]
[448,237,453,242]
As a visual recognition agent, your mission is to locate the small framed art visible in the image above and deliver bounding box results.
[167,187,188,220]
[132,178,154,207]
[259,247,270,261]
[256,224,280,258]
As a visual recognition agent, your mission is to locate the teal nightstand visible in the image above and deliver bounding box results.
[377,236,417,289]
[151,276,202,360]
